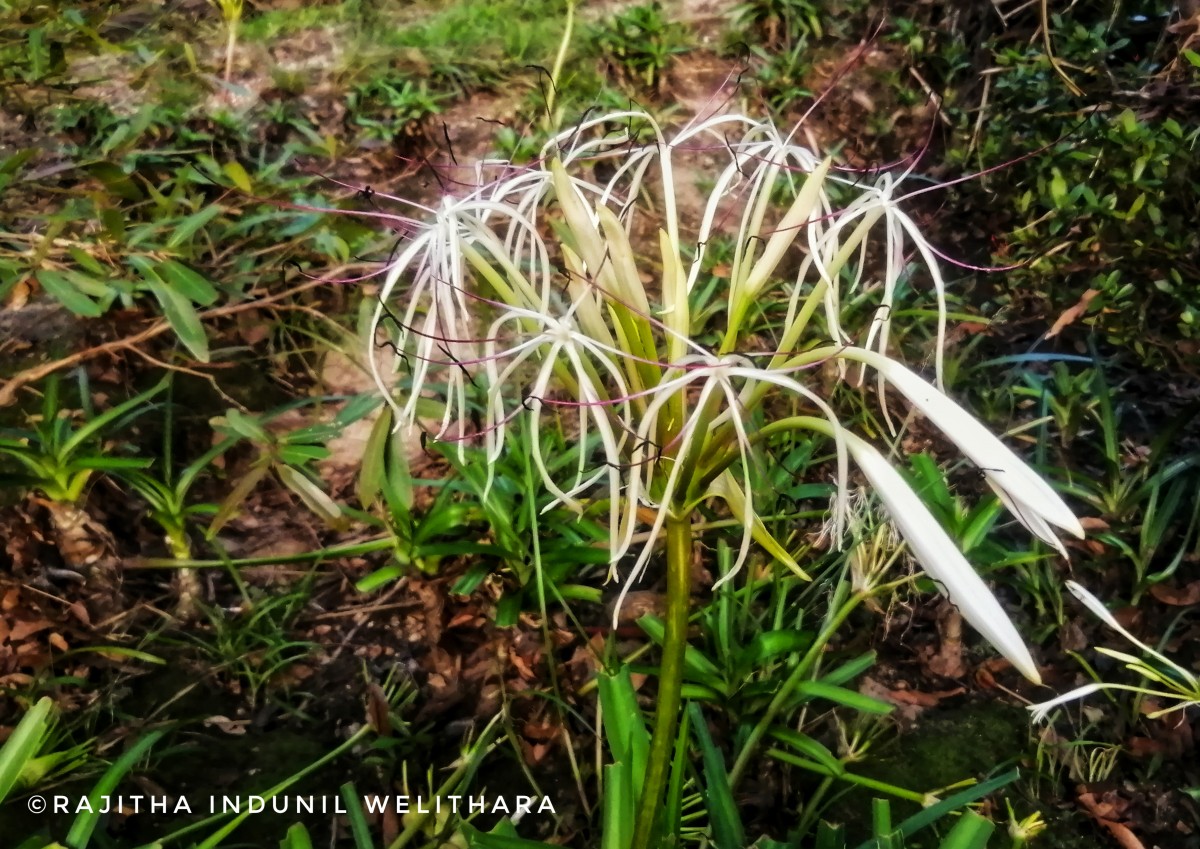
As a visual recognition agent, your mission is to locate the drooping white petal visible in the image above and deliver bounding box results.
[1065,580,1124,632]
[845,434,1041,683]
[845,349,1084,544]
[988,476,1068,558]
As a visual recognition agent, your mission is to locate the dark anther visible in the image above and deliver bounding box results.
[442,123,458,166]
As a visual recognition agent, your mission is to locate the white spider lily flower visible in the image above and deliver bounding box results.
[844,432,1042,683]
[842,348,1084,551]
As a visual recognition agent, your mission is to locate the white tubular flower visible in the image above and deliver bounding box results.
[845,432,1042,683]
[842,349,1084,552]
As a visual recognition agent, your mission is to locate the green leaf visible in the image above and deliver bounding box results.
[850,769,1019,849]
[154,260,219,306]
[130,257,209,362]
[218,409,271,443]
[280,823,314,849]
[689,703,744,849]
[769,727,843,775]
[208,462,270,536]
[596,667,650,800]
[462,821,554,848]
[818,652,876,687]
[737,630,815,672]
[794,681,893,714]
[0,697,53,803]
[358,409,392,508]
[65,730,164,848]
[61,378,168,457]
[223,161,254,193]
[277,465,346,529]
[601,760,633,849]
[355,564,405,593]
[339,783,373,849]
[165,205,224,249]
[278,444,331,465]
[36,270,103,317]
[934,810,994,849]
[67,247,109,277]
[86,162,142,202]
[638,615,727,695]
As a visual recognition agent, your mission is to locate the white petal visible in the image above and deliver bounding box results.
[988,475,1068,558]
[850,351,1084,541]
[846,434,1041,683]
[1027,683,1107,723]
[1064,581,1124,632]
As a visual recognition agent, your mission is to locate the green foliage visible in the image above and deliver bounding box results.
[178,585,316,707]
[1048,366,1200,597]
[345,75,444,145]
[946,9,1200,358]
[208,396,380,534]
[0,698,54,804]
[734,0,824,49]
[751,40,815,114]
[0,375,164,504]
[589,2,686,91]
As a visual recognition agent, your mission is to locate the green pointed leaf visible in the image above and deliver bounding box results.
[689,703,744,849]
[0,697,53,803]
[130,256,209,362]
[165,205,223,249]
[36,270,103,317]
[154,260,219,306]
[223,161,253,193]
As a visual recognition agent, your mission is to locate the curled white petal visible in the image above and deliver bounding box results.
[1027,683,1107,723]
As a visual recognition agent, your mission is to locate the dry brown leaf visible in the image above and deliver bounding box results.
[203,715,249,735]
[367,682,391,736]
[1076,789,1145,849]
[8,618,52,642]
[447,610,484,629]
[1046,288,1100,339]
[927,604,966,679]
[67,601,91,627]
[1149,581,1200,606]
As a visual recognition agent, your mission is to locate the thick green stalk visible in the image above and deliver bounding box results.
[631,511,693,849]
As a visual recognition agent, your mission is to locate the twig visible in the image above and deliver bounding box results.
[0,273,351,407]
[122,346,247,410]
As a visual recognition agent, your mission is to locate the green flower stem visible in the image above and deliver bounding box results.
[671,416,719,491]
[728,582,862,790]
[691,414,831,500]
[631,510,693,849]
[544,0,575,127]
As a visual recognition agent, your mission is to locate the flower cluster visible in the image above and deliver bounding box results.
[368,110,1083,683]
